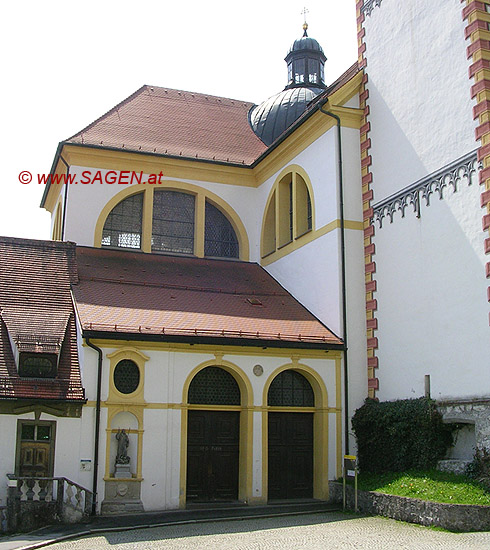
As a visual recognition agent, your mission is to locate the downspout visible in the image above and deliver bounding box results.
[58,155,69,241]
[319,105,350,456]
[85,337,103,516]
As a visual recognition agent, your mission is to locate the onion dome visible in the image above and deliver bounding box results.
[250,23,327,146]
[249,87,324,146]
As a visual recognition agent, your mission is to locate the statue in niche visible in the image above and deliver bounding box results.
[115,429,130,465]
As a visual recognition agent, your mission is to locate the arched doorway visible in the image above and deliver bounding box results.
[186,366,241,502]
[267,369,315,500]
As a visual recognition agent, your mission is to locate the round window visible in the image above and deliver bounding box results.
[113,360,140,394]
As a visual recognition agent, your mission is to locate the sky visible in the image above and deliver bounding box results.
[0,0,358,241]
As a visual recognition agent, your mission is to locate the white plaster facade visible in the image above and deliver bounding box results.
[361,0,489,442]
[363,0,476,201]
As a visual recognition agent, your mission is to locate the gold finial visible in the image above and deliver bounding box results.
[301,7,309,36]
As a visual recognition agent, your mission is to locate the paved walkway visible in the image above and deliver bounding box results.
[2,512,490,550]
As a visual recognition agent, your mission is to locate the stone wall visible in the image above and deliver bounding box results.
[329,482,490,532]
[438,399,490,451]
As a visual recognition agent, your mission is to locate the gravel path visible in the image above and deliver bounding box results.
[47,512,490,550]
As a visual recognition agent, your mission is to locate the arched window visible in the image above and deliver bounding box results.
[188,366,240,405]
[267,370,314,407]
[262,168,313,258]
[100,188,241,258]
[205,201,239,258]
[102,193,143,249]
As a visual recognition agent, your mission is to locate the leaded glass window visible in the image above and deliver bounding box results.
[102,193,143,249]
[114,359,140,394]
[188,366,240,405]
[20,423,52,441]
[152,191,195,254]
[19,353,57,378]
[204,202,239,258]
[267,370,314,407]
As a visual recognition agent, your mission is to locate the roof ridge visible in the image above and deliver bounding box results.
[0,235,76,249]
[66,85,257,145]
[142,84,256,105]
[65,85,149,142]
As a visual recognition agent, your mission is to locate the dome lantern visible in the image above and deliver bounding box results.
[284,25,327,90]
[249,22,328,146]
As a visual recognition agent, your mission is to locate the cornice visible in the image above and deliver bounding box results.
[372,151,480,227]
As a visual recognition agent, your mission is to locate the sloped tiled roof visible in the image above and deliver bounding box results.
[73,247,342,348]
[67,86,268,165]
[65,63,360,167]
[0,237,85,402]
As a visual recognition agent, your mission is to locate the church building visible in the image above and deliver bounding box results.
[0,0,488,518]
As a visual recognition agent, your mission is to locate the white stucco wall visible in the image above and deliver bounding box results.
[362,0,488,407]
[0,417,19,506]
[83,346,341,512]
[374,178,490,401]
[364,0,476,202]
[0,411,91,507]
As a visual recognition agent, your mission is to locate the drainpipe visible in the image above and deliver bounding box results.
[85,338,103,516]
[319,105,350,456]
[58,155,70,241]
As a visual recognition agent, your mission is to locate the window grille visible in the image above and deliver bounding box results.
[19,353,57,378]
[102,193,143,249]
[21,424,51,441]
[152,191,195,254]
[113,359,140,394]
[204,202,239,258]
[188,366,241,405]
[267,370,314,407]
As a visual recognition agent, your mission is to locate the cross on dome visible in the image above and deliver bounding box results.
[301,7,309,36]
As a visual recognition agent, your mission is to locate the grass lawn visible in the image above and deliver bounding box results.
[350,470,490,506]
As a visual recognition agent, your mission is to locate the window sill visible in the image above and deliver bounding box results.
[277,240,293,251]
[295,228,313,240]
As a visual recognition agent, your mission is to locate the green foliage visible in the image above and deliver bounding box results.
[351,398,454,473]
[349,470,490,505]
[466,447,490,491]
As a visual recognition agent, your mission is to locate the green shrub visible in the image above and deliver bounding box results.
[466,447,490,491]
[351,397,454,473]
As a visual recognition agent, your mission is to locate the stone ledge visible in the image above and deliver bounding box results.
[329,481,490,532]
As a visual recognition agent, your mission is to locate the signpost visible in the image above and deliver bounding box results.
[343,454,358,512]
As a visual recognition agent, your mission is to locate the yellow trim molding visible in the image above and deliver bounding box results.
[83,339,340,360]
[261,218,364,267]
[103,347,150,480]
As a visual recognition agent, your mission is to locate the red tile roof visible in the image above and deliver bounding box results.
[73,247,342,348]
[0,237,85,402]
[67,86,268,165]
[64,64,360,167]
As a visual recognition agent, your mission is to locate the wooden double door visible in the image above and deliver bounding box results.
[268,412,313,500]
[186,410,239,502]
